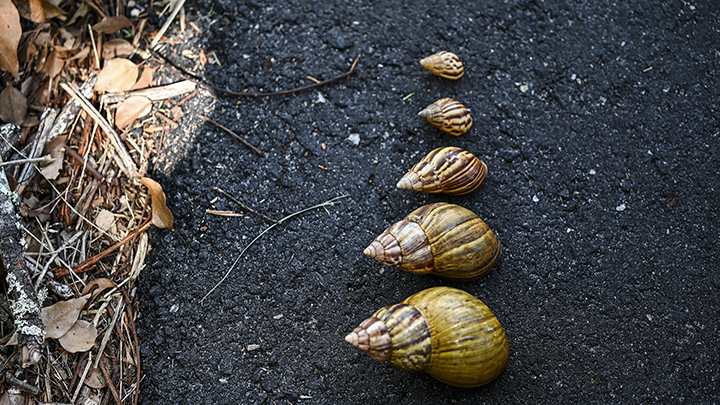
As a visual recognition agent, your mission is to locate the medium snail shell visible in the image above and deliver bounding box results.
[420,51,464,80]
[364,203,501,280]
[397,147,487,195]
[345,286,509,388]
[418,98,473,136]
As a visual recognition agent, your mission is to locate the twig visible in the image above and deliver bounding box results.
[60,82,140,180]
[200,116,264,156]
[0,155,54,167]
[201,194,349,302]
[100,80,196,105]
[54,218,152,277]
[150,0,186,48]
[213,187,277,223]
[116,285,141,405]
[65,147,104,181]
[17,108,58,186]
[152,49,361,97]
[99,352,122,405]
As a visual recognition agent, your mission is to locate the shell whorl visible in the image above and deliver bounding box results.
[397,147,487,195]
[420,51,464,80]
[365,203,501,280]
[418,98,473,136]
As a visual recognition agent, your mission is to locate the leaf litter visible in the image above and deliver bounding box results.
[0,0,358,403]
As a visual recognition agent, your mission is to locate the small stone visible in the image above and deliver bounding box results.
[347,134,360,146]
[247,344,261,351]
[532,195,539,203]
[616,204,626,212]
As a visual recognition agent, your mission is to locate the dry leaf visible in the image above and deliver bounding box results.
[115,95,152,129]
[129,66,157,90]
[81,278,116,302]
[39,135,66,180]
[92,15,132,34]
[94,209,115,231]
[102,38,134,60]
[65,45,90,62]
[140,177,174,228]
[58,320,97,353]
[0,86,26,125]
[95,58,138,93]
[0,0,21,78]
[16,0,63,22]
[84,367,106,389]
[42,47,65,78]
[42,294,90,339]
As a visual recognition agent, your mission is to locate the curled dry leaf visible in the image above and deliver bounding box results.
[140,177,174,228]
[129,66,157,90]
[115,95,152,129]
[41,294,90,339]
[0,0,21,78]
[102,38,134,60]
[81,277,116,302]
[58,320,98,353]
[0,86,27,126]
[16,0,63,23]
[92,15,132,34]
[95,58,139,93]
[84,367,107,389]
[39,135,66,180]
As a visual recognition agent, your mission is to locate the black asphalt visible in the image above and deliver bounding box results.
[138,1,720,403]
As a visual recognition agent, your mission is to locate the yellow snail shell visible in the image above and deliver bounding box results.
[397,147,487,195]
[420,51,464,80]
[418,98,473,136]
[345,286,510,388]
[364,203,501,280]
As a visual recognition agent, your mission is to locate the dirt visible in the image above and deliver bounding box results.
[137,1,720,403]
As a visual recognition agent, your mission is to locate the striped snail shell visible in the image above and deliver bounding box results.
[418,98,473,136]
[345,286,509,388]
[420,51,464,80]
[364,203,501,280]
[397,147,487,195]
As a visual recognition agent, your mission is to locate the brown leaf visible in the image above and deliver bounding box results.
[42,47,65,78]
[95,58,138,93]
[94,208,115,231]
[64,45,90,62]
[39,134,66,180]
[81,278,116,303]
[92,15,132,34]
[0,0,21,78]
[140,177,174,228]
[102,38,134,60]
[84,367,106,389]
[58,320,97,353]
[16,0,44,23]
[0,86,27,126]
[115,95,152,129]
[41,294,90,339]
[129,66,157,90]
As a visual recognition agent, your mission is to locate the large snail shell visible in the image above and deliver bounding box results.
[345,286,509,388]
[397,147,487,195]
[364,203,501,280]
[418,98,473,136]
[420,51,464,80]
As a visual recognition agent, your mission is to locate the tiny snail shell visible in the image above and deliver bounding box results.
[345,286,510,388]
[418,98,473,136]
[364,203,501,280]
[420,51,464,80]
[397,146,487,195]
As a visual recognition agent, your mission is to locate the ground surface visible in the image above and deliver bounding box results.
[137,1,719,403]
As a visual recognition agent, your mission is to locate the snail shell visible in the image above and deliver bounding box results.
[364,203,501,280]
[420,51,464,80]
[418,98,473,136]
[397,147,487,195]
[345,286,509,388]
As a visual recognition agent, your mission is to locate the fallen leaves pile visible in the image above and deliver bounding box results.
[0,1,196,404]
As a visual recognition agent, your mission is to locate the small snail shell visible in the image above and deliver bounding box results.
[364,203,501,280]
[420,51,464,80]
[397,147,487,195]
[418,98,473,136]
[345,286,509,388]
